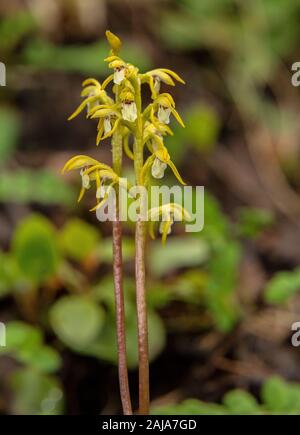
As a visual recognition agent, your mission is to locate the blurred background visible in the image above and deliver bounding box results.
[1,0,300,415]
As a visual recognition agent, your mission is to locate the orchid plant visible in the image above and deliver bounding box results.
[62,31,189,415]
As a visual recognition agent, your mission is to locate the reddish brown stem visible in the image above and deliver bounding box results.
[135,219,150,414]
[113,217,133,415]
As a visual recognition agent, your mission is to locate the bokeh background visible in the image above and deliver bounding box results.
[1,0,300,415]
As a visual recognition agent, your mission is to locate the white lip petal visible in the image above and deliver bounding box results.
[151,157,167,179]
[121,102,137,122]
[80,170,91,189]
[104,117,112,134]
[114,67,125,85]
[157,105,171,124]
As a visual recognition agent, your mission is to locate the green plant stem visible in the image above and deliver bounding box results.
[112,131,132,415]
[134,128,150,415]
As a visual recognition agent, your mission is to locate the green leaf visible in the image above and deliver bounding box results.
[12,214,60,283]
[0,321,42,353]
[85,310,166,369]
[18,345,61,374]
[0,11,36,53]
[0,108,20,162]
[262,376,300,413]
[0,321,61,374]
[0,252,16,298]
[22,39,151,74]
[0,169,75,205]
[11,368,63,415]
[152,399,227,415]
[59,218,100,262]
[149,237,209,277]
[223,389,260,415]
[185,104,220,152]
[206,241,241,332]
[200,192,231,246]
[265,268,300,304]
[96,237,135,263]
[50,295,105,350]
[237,207,274,239]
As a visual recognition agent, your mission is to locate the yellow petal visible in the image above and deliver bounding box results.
[81,85,96,97]
[77,187,85,203]
[123,135,134,160]
[171,108,185,128]
[160,69,185,84]
[167,160,186,185]
[100,118,120,141]
[68,96,97,121]
[149,222,156,240]
[62,155,100,173]
[96,122,104,145]
[91,108,115,119]
[105,30,122,54]
[89,182,116,211]
[147,69,175,86]
[161,220,172,244]
[102,74,114,90]
[82,78,101,88]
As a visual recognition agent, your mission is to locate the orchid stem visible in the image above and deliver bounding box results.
[135,219,149,414]
[112,131,132,415]
[134,120,150,414]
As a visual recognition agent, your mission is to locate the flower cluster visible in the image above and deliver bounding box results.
[63,31,190,242]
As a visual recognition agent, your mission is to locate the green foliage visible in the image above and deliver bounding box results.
[166,104,220,163]
[87,278,166,369]
[184,104,220,152]
[222,390,260,415]
[0,321,61,374]
[200,193,241,331]
[0,169,75,205]
[262,376,300,414]
[12,214,60,284]
[237,207,274,239]
[0,252,17,298]
[149,237,209,277]
[0,108,20,163]
[22,39,151,74]
[11,368,63,415]
[59,218,100,262]
[96,237,135,263]
[50,295,105,350]
[265,268,300,304]
[152,376,300,415]
[0,11,36,53]
[86,310,165,369]
[206,240,241,332]
[152,398,227,415]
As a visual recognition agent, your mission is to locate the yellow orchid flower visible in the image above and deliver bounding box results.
[119,88,137,122]
[148,203,191,244]
[142,68,185,98]
[141,145,186,185]
[62,154,118,204]
[68,79,112,121]
[153,93,185,128]
[88,104,122,145]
